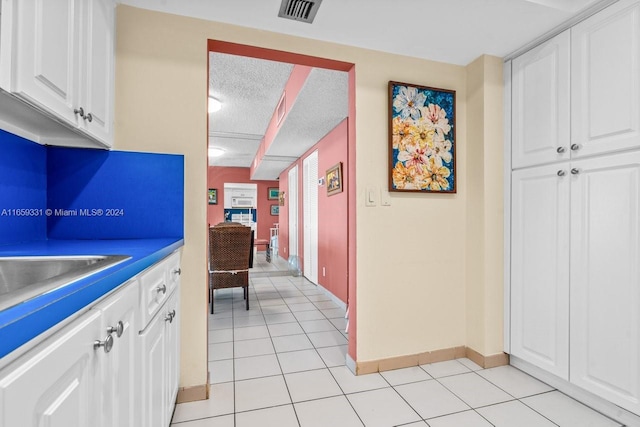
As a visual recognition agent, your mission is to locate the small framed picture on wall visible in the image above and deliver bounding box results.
[270,205,279,215]
[208,188,217,205]
[268,187,279,200]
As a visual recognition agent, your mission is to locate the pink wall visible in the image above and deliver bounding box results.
[207,166,280,241]
[278,119,348,303]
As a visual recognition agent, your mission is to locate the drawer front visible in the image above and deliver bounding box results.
[165,252,181,297]
[139,260,169,329]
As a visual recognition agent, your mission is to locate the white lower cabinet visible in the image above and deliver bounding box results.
[98,279,139,427]
[0,251,181,427]
[511,151,640,416]
[569,152,640,415]
[511,163,570,380]
[0,310,102,427]
[139,258,181,427]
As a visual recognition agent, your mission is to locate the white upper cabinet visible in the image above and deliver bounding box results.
[510,163,570,380]
[571,0,640,158]
[78,0,115,144]
[0,0,115,147]
[569,150,640,415]
[512,31,571,169]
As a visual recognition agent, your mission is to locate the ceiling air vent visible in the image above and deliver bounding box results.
[278,0,323,24]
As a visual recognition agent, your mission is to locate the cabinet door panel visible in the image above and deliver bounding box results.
[13,0,79,125]
[80,0,113,143]
[512,31,570,169]
[570,151,640,415]
[140,311,167,427]
[571,0,640,158]
[511,163,570,379]
[0,311,101,427]
[165,291,180,422]
[98,280,139,427]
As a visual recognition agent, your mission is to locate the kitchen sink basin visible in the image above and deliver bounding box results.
[0,255,130,312]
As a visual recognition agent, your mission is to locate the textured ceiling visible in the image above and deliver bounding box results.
[252,68,349,180]
[208,53,348,180]
[208,54,293,169]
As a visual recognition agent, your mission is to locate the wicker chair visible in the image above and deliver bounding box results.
[208,222,252,314]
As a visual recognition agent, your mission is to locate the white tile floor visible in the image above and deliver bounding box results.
[172,268,624,427]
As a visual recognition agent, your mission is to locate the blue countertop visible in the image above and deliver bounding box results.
[0,238,184,359]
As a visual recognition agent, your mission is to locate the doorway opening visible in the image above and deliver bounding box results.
[206,40,357,364]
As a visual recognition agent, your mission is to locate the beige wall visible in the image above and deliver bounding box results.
[465,55,505,357]
[115,5,504,388]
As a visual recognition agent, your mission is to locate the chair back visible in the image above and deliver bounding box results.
[209,222,252,272]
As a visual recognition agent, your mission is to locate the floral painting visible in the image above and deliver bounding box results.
[389,81,456,193]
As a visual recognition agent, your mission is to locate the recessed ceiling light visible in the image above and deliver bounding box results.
[208,97,222,113]
[208,147,225,157]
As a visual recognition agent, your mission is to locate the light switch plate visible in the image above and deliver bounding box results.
[380,189,391,206]
[365,186,377,207]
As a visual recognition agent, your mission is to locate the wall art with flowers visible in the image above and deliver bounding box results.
[388,81,456,193]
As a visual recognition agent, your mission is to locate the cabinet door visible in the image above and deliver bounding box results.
[140,309,167,427]
[512,30,570,169]
[570,151,640,416]
[78,0,114,145]
[571,0,640,158]
[11,0,80,125]
[98,280,139,427]
[165,290,181,422]
[0,310,101,427]
[511,163,570,379]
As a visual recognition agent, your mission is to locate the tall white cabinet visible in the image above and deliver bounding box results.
[509,0,640,418]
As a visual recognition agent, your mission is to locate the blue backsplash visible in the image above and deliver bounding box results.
[0,130,184,245]
[47,147,183,239]
[0,130,47,244]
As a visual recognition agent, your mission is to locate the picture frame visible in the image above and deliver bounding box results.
[326,162,343,196]
[270,204,279,216]
[208,188,217,205]
[279,191,285,206]
[389,81,456,193]
[268,187,279,200]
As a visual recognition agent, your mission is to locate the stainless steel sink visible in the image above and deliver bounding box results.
[0,255,130,312]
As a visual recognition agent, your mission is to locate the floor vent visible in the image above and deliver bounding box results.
[278,0,323,24]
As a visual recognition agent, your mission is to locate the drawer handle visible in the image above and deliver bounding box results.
[165,310,176,323]
[85,112,93,123]
[571,144,580,151]
[156,284,167,294]
[173,268,181,276]
[571,168,580,175]
[557,170,566,177]
[556,147,566,154]
[74,107,85,118]
[94,334,114,353]
[107,321,124,338]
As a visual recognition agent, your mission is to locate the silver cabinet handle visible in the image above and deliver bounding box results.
[571,168,580,175]
[74,107,85,118]
[557,170,566,177]
[107,320,124,338]
[571,144,580,151]
[173,268,181,276]
[85,113,93,123]
[165,310,176,323]
[156,284,167,294]
[557,147,566,154]
[94,334,114,353]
